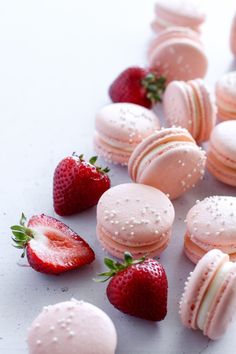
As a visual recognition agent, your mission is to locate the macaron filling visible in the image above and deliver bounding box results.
[95,132,135,152]
[197,261,235,330]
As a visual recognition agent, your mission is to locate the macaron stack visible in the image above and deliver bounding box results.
[151,0,206,34]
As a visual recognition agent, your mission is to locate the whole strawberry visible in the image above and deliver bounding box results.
[53,154,110,216]
[97,252,168,321]
[11,213,95,274]
[109,66,166,108]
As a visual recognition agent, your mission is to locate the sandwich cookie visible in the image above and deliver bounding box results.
[207,120,236,186]
[128,127,206,199]
[184,196,236,264]
[180,249,236,339]
[94,103,160,166]
[148,27,208,83]
[27,299,117,354]
[215,71,236,121]
[96,183,175,259]
[164,79,216,143]
[151,0,206,34]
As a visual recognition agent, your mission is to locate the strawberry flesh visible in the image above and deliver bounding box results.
[26,214,95,274]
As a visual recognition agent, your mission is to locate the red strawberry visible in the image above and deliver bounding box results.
[11,213,95,274]
[97,252,168,321]
[53,154,110,216]
[109,66,166,108]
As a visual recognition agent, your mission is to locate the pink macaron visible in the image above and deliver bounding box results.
[27,299,117,354]
[179,249,236,340]
[230,13,236,56]
[148,27,208,83]
[94,103,160,166]
[163,79,216,143]
[184,196,236,264]
[207,120,236,186]
[96,183,175,259]
[151,0,206,34]
[215,72,236,121]
[128,127,206,199]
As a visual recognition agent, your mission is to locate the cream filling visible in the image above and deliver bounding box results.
[96,132,134,152]
[152,15,176,28]
[137,140,194,180]
[197,261,235,330]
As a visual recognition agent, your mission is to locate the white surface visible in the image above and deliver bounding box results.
[1,1,236,353]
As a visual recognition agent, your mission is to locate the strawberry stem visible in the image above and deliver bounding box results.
[11,213,34,258]
[95,252,146,282]
[142,72,166,103]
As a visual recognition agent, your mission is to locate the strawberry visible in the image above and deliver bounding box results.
[97,252,168,321]
[53,154,110,216]
[11,213,95,274]
[108,66,166,108]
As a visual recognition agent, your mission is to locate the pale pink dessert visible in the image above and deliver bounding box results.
[151,0,206,34]
[148,27,208,83]
[215,72,236,121]
[184,196,236,264]
[179,249,236,339]
[94,103,160,166]
[230,13,236,56]
[207,120,236,186]
[27,299,117,354]
[164,79,216,143]
[96,183,175,259]
[128,127,206,199]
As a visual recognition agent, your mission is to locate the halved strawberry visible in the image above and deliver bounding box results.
[11,213,95,274]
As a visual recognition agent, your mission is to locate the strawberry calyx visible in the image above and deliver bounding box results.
[11,213,34,258]
[142,72,166,103]
[72,152,110,174]
[96,252,146,282]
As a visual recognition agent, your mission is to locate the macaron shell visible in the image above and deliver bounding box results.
[129,128,205,200]
[27,300,117,354]
[93,133,130,166]
[95,103,160,145]
[203,262,236,339]
[149,39,207,82]
[154,0,206,27]
[94,103,160,165]
[230,13,236,56]
[97,224,171,259]
[207,150,236,186]
[186,196,236,255]
[215,72,236,121]
[163,81,193,134]
[208,121,236,166]
[128,127,196,181]
[137,144,205,199]
[184,231,236,264]
[96,183,175,246]
[179,249,229,330]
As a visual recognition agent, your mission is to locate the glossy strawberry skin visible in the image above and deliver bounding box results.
[106,259,168,321]
[26,214,95,274]
[53,156,110,216]
[109,67,152,108]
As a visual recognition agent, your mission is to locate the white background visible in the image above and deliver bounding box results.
[1,1,236,353]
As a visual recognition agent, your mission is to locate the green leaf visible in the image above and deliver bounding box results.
[11,231,26,240]
[124,251,133,265]
[104,257,116,270]
[10,225,25,231]
[89,156,98,165]
[13,244,24,249]
[20,213,27,226]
